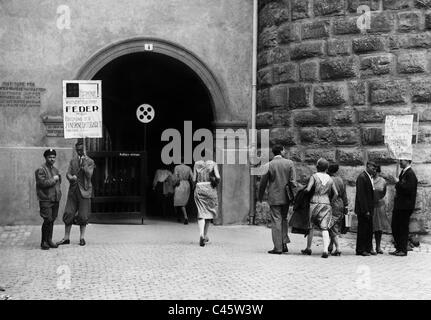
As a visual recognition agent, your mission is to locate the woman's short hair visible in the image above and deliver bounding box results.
[272,144,283,156]
[327,163,339,175]
[375,165,381,173]
[316,158,329,172]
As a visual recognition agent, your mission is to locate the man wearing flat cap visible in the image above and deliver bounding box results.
[57,140,95,246]
[35,148,62,250]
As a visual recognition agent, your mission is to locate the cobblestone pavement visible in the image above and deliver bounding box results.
[1,221,431,300]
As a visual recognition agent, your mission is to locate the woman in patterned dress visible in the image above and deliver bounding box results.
[193,159,220,247]
[173,163,194,224]
[301,158,339,258]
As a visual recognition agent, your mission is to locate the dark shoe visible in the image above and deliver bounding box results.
[321,252,329,258]
[79,239,86,246]
[282,245,288,253]
[41,242,50,250]
[370,250,377,255]
[407,245,413,252]
[199,236,205,247]
[47,240,58,249]
[184,219,189,225]
[328,245,333,254]
[301,248,312,255]
[376,248,384,254]
[389,250,399,256]
[268,249,282,255]
[356,251,371,256]
[395,251,407,256]
[56,239,70,246]
[331,250,342,256]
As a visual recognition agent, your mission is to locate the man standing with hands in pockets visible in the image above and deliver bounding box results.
[57,140,95,246]
[258,144,297,254]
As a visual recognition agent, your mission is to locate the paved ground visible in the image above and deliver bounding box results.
[1,220,431,300]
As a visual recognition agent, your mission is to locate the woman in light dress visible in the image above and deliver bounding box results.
[373,165,390,254]
[193,159,220,247]
[173,163,193,225]
[301,158,338,258]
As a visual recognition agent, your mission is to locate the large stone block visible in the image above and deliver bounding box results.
[294,110,331,126]
[300,127,334,145]
[361,127,384,145]
[327,39,351,56]
[320,56,358,80]
[369,80,408,105]
[397,12,422,33]
[411,78,431,102]
[360,53,394,76]
[367,148,398,164]
[259,26,279,50]
[352,36,386,53]
[332,109,356,125]
[302,20,330,40]
[290,41,326,60]
[267,46,290,65]
[314,83,348,107]
[383,0,411,10]
[337,148,365,165]
[413,105,431,122]
[368,12,395,34]
[286,147,303,162]
[314,0,345,16]
[258,1,290,31]
[389,33,431,49]
[332,17,360,35]
[269,84,288,107]
[357,107,412,123]
[292,0,310,20]
[270,127,296,146]
[348,81,366,105]
[415,0,431,8]
[397,51,428,74]
[257,67,273,87]
[304,149,337,163]
[257,88,270,110]
[299,60,319,81]
[334,127,360,145]
[289,85,312,108]
[256,111,274,128]
[426,12,431,30]
[347,0,380,12]
[273,62,299,84]
[418,125,431,144]
[273,107,291,126]
[412,145,431,164]
[277,23,301,44]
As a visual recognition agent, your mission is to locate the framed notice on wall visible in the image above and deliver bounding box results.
[384,114,414,160]
[62,80,103,139]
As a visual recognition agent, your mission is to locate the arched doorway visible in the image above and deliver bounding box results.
[76,38,227,223]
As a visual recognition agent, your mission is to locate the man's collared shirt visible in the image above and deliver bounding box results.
[365,170,375,190]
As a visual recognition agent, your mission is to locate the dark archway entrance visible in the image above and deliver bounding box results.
[86,51,214,223]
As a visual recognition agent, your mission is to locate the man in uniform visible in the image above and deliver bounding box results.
[57,140,95,246]
[35,149,62,250]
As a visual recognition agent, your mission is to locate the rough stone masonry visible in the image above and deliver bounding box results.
[255,0,431,233]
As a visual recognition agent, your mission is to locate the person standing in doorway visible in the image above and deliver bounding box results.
[258,144,297,255]
[301,158,338,258]
[355,161,377,256]
[372,165,390,254]
[193,158,220,247]
[390,159,418,256]
[35,149,62,250]
[57,140,95,246]
[173,162,194,224]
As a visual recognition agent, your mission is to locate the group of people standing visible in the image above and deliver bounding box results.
[36,141,221,249]
[35,140,95,250]
[152,159,221,246]
[258,144,418,258]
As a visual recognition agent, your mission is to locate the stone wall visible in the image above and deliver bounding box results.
[256,0,431,233]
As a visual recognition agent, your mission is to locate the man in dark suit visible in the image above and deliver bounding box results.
[35,149,62,250]
[258,144,297,254]
[355,161,377,256]
[57,140,95,246]
[390,159,418,256]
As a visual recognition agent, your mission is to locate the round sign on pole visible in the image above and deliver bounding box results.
[136,104,155,123]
